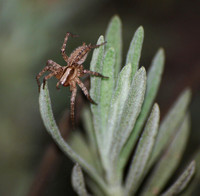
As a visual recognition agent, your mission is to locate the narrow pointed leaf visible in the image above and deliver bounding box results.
[82,107,97,151]
[182,149,200,196]
[110,67,146,167]
[39,84,107,193]
[161,161,195,196]
[69,132,94,168]
[100,47,115,132]
[104,63,132,159]
[90,36,105,160]
[119,48,165,171]
[148,89,191,168]
[72,163,88,196]
[105,15,122,78]
[125,104,160,195]
[82,108,103,174]
[126,26,144,77]
[141,114,190,196]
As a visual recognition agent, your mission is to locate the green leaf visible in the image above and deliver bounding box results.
[119,48,165,171]
[69,132,94,169]
[148,89,191,168]
[125,26,144,77]
[141,114,190,196]
[182,149,200,196]
[109,67,146,174]
[82,107,103,174]
[161,161,195,196]
[82,107,97,150]
[72,163,88,196]
[104,63,132,161]
[105,15,122,78]
[125,104,160,196]
[90,35,105,159]
[100,47,115,132]
[39,84,107,193]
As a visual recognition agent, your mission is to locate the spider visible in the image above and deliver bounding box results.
[36,32,108,126]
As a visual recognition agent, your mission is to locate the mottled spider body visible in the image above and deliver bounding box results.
[36,32,107,126]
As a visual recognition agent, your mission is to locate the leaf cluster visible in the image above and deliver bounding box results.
[39,16,197,196]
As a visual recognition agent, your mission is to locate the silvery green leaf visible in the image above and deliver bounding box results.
[119,48,165,171]
[82,108,103,174]
[104,63,132,155]
[100,47,115,133]
[148,89,191,168]
[109,67,146,173]
[141,114,190,196]
[39,84,107,193]
[82,107,97,152]
[161,161,195,196]
[182,149,200,196]
[90,36,105,158]
[125,104,160,196]
[105,15,122,78]
[125,26,144,77]
[72,163,88,196]
[69,132,94,168]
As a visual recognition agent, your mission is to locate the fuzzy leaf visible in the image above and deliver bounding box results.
[182,149,200,196]
[39,84,107,193]
[104,63,132,161]
[72,163,88,196]
[126,26,144,77]
[125,104,160,196]
[141,114,190,196]
[119,48,165,171]
[105,15,122,78]
[82,107,97,150]
[69,132,94,168]
[148,89,191,168]
[161,161,195,196]
[100,47,115,132]
[90,36,105,159]
[110,67,146,170]
[82,108,103,174]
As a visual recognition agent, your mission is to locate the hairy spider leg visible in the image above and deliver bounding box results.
[61,32,79,62]
[75,77,97,105]
[70,82,77,127]
[42,72,57,89]
[36,60,62,92]
[83,70,109,78]
[88,41,107,49]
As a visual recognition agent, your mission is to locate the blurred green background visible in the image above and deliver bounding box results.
[0,0,200,195]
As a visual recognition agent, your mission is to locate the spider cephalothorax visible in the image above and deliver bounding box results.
[36,32,108,126]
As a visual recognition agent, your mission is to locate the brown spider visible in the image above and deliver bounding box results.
[36,32,108,126]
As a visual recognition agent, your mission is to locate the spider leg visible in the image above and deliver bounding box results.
[56,81,61,90]
[88,41,107,49]
[70,82,77,127]
[42,72,56,89]
[36,66,50,91]
[83,70,109,79]
[36,60,61,92]
[61,32,79,62]
[75,78,97,105]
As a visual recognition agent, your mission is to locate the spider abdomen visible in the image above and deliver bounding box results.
[68,45,89,66]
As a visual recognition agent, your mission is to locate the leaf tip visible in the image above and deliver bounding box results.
[111,14,122,24]
[97,35,105,44]
[153,103,160,115]
[137,26,144,35]
[139,66,146,75]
